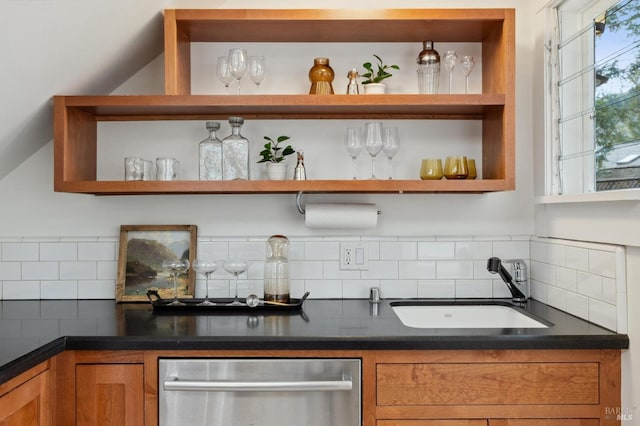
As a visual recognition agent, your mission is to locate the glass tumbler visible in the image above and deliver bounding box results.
[156,157,179,181]
[420,158,444,180]
[124,157,144,181]
[444,156,469,179]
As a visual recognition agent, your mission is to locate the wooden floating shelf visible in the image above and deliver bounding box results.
[55,179,511,195]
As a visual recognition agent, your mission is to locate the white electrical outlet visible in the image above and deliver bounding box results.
[340,243,368,270]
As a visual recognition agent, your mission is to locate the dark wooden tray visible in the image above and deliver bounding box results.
[146,290,309,313]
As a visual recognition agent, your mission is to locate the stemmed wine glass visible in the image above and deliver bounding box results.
[382,127,399,179]
[363,122,383,179]
[443,50,458,94]
[161,259,190,306]
[228,48,248,95]
[216,56,234,94]
[248,56,266,92]
[345,127,363,180]
[223,260,248,306]
[461,56,476,94]
[192,259,217,306]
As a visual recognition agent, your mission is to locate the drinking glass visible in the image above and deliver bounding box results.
[248,56,266,92]
[345,127,363,179]
[161,259,190,306]
[228,48,248,95]
[192,259,217,306]
[444,156,469,179]
[461,56,476,94]
[420,158,444,180]
[443,50,458,94]
[363,122,383,179]
[223,260,248,306]
[382,127,399,179]
[216,56,233,94]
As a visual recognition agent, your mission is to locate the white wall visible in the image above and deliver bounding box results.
[0,0,536,239]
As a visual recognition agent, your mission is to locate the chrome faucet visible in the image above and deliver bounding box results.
[486,257,528,303]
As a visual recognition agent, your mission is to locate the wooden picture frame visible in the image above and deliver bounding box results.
[116,225,197,302]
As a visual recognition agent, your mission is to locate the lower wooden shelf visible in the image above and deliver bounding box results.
[54,179,514,195]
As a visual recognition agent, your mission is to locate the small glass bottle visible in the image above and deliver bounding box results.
[308,57,335,94]
[199,121,222,180]
[346,68,360,94]
[264,235,290,303]
[222,116,250,180]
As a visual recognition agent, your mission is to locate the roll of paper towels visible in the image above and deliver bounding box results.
[304,203,378,229]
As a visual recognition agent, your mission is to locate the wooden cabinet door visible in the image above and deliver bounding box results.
[379,421,487,426]
[0,369,50,426]
[76,364,143,426]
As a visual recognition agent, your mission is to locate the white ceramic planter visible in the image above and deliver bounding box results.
[363,83,386,94]
[266,162,287,180]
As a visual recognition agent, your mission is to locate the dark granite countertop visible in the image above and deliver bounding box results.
[0,298,629,384]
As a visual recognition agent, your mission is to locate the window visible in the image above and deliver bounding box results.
[546,0,640,195]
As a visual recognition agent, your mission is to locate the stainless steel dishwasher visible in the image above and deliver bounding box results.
[159,358,361,426]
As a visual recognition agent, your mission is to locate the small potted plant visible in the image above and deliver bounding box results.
[257,135,295,180]
[361,54,400,94]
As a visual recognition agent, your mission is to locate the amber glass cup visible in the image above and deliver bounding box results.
[420,159,443,180]
[444,156,469,179]
[466,159,477,179]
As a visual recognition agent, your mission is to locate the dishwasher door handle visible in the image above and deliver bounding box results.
[163,377,353,392]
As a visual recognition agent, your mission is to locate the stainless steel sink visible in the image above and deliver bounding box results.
[390,301,550,329]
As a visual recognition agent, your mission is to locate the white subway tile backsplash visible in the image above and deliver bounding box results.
[380,242,417,260]
[436,261,474,279]
[0,262,21,280]
[40,243,77,261]
[305,242,339,260]
[2,281,40,299]
[41,281,79,299]
[398,261,436,280]
[417,280,455,298]
[418,242,455,260]
[78,242,116,261]
[454,241,492,260]
[0,235,626,333]
[588,250,616,278]
[2,243,39,261]
[22,262,58,280]
[60,262,96,280]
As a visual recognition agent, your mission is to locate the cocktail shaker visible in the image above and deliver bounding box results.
[417,40,440,94]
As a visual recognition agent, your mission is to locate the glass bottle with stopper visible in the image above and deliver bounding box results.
[199,121,222,180]
[222,116,250,180]
[264,235,290,303]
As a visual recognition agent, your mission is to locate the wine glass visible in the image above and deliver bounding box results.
[161,259,190,306]
[216,56,233,94]
[192,259,217,306]
[248,56,266,92]
[228,48,248,95]
[382,127,399,179]
[363,122,383,179]
[461,56,475,94]
[345,127,363,179]
[223,260,248,306]
[443,50,458,94]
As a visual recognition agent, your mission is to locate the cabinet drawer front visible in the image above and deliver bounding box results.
[379,421,487,426]
[377,363,599,405]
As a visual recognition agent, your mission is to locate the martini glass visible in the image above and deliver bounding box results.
[223,260,248,306]
[161,259,190,306]
[192,259,217,306]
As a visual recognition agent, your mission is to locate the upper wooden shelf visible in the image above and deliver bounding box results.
[58,94,505,121]
[168,9,510,43]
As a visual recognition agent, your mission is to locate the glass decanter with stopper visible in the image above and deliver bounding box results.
[264,235,290,303]
[222,116,250,180]
[199,121,222,180]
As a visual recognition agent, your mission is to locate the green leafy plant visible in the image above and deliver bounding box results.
[361,54,400,84]
[257,136,295,163]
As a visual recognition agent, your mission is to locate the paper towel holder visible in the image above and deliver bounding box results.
[295,191,381,215]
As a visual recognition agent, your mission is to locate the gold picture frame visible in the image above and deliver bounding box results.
[116,225,197,302]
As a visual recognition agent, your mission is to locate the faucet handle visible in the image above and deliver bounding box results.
[503,259,527,283]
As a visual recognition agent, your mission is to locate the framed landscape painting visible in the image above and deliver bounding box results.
[116,225,197,302]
